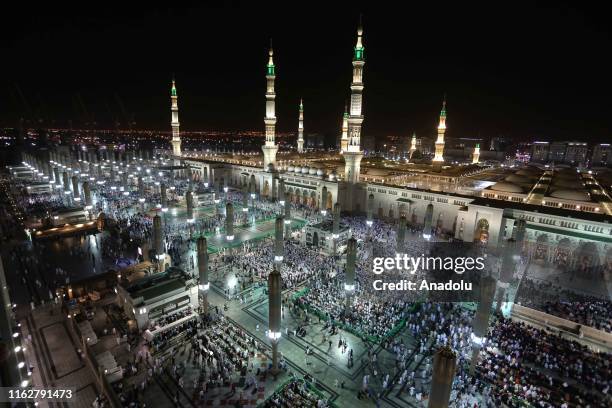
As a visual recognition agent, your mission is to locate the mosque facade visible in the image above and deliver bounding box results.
[176,21,612,268]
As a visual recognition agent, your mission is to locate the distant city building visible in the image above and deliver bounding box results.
[530,141,588,165]
[548,141,567,163]
[530,142,550,162]
[592,143,612,167]
[564,142,588,165]
[490,135,512,152]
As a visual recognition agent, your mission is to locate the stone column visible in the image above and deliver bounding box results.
[332,202,341,255]
[153,215,165,269]
[46,162,53,181]
[138,176,144,196]
[186,190,194,222]
[122,170,129,192]
[69,174,78,205]
[241,184,249,221]
[274,216,284,270]
[345,237,357,310]
[428,346,457,408]
[249,175,256,203]
[161,183,168,210]
[423,203,434,239]
[271,177,278,202]
[397,215,406,254]
[53,167,60,186]
[278,179,285,206]
[321,186,328,215]
[268,266,282,374]
[62,171,70,191]
[83,181,92,208]
[470,275,497,375]
[225,203,234,241]
[197,237,209,313]
[367,193,374,226]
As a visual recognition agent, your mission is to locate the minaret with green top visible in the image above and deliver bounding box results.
[410,131,417,160]
[297,98,304,153]
[262,40,278,171]
[433,96,447,163]
[472,143,480,164]
[170,78,181,157]
[344,16,365,185]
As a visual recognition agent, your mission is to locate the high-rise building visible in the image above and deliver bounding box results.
[548,141,567,162]
[530,141,550,162]
[564,142,588,165]
[592,143,612,167]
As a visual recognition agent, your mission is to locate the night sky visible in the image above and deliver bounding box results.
[1,2,610,142]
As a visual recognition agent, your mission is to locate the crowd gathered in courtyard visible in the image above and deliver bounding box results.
[2,163,612,408]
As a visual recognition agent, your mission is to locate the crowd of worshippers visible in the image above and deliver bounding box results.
[147,313,198,353]
[262,378,331,408]
[162,316,285,403]
[542,300,612,333]
[294,274,412,340]
[230,237,337,290]
[476,317,611,407]
[387,303,478,402]
[149,307,193,331]
[516,278,612,333]
[289,216,435,341]
[16,190,65,215]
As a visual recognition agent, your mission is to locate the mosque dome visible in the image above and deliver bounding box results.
[316,169,324,176]
[550,189,590,202]
[309,168,317,175]
[490,182,524,193]
[364,168,389,177]
[552,179,582,189]
[516,168,541,177]
[301,166,309,174]
[505,174,530,184]
[287,165,294,172]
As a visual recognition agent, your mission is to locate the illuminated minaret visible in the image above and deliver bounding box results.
[433,97,447,164]
[340,102,349,153]
[409,132,417,160]
[262,41,278,171]
[472,143,480,164]
[170,79,181,157]
[343,19,365,184]
[297,98,304,153]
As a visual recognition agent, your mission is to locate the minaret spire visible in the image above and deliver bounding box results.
[409,131,417,161]
[472,143,480,164]
[340,101,349,153]
[343,19,365,183]
[262,40,278,170]
[170,78,181,157]
[342,17,366,213]
[433,95,447,164]
[297,98,304,153]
